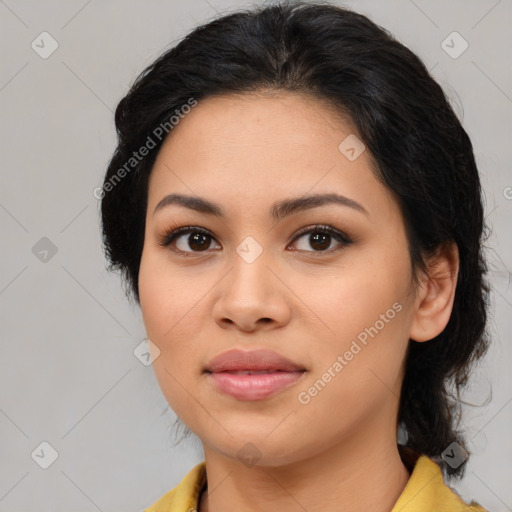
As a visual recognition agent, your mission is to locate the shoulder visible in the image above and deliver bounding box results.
[144,462,206,512]
[393,452,487,512]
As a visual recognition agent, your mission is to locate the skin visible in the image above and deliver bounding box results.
[138,92,459,512]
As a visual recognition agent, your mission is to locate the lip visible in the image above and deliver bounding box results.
[205,348,305,373]
[205,349,306,400]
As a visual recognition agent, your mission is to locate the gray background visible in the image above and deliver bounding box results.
[0,0,511,511]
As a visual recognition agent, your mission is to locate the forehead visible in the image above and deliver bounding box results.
[159,91,357,154]
[146,92,394,221]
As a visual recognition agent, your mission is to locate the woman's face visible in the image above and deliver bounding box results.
[139,92,421,466]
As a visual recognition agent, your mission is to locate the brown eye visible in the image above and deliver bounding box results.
[179,232,213,252]
[159,226,221,254]
[291,225,353,254]
[307,232,331,251]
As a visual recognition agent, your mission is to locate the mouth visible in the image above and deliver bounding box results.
[206,369,306,400]
[204,348,306,400]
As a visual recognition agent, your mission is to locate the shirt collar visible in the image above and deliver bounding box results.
[145,449,485,512]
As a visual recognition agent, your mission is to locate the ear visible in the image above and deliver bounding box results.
[409,241,459,342]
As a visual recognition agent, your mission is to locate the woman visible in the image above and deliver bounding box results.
[100,2,490,511]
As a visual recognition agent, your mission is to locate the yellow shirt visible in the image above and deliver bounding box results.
[143,455,487,512]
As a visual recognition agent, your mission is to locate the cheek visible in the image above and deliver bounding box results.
[294,249,409,345]
[138,262,194,420]
[293,291,408,438]
[138,249,210,408]
[138,249,199,343]
[292,246,411,399]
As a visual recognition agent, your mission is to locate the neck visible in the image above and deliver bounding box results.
[199,425,411,512]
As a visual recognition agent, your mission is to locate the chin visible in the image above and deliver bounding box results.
[202,427,315,468]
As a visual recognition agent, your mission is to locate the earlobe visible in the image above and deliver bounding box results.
[409,242,459,343]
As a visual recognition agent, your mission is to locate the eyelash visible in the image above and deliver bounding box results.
[158,223,354,257]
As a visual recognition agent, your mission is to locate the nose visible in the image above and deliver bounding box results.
[212,250,291,333]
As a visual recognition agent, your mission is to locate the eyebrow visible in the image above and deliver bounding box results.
[153,192,368,220]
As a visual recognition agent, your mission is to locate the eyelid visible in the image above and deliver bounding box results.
[158,223,353,255]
